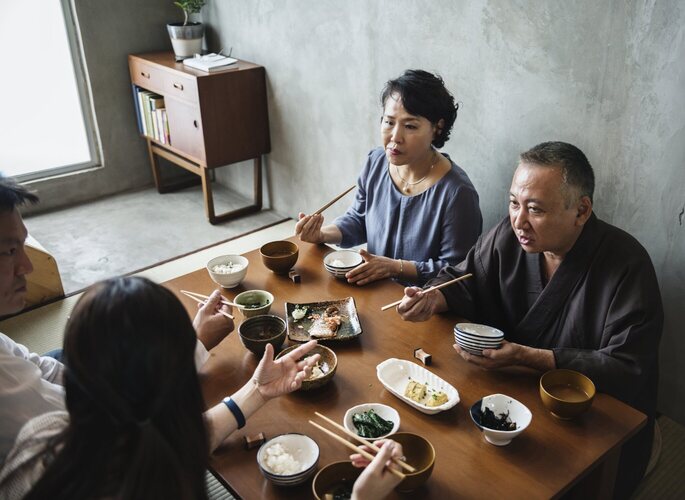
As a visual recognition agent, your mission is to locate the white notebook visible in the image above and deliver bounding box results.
[183,54,238,72]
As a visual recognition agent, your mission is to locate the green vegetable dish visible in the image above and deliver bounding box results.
[351,409,394,438]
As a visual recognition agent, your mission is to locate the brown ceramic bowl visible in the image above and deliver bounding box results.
[238,315,286,356]
[539,369,596,420]
[312,461,362,500]
[275,344,337,390]
[260,240,299,274]
[391,432,435,492]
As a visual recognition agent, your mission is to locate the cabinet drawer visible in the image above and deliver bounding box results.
[166,98,205,162]
[129,58,198,104]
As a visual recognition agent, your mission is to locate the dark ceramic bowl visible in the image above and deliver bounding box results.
[260,240,299,274]
[539,369,595,419]
[238,315,286,356]
[312,461,362,500]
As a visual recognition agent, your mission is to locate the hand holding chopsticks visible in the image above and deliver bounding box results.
[309,412,409,480]
[180,290,235,320]
[380,273,473,312]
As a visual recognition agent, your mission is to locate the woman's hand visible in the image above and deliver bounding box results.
[295,212,325,244]
[350,439,404,499]
[253,340,320,399]
[396,287,447,322]
[345,249,399,286]
[192,289,233,350]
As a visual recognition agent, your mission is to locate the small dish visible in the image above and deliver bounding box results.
[470,394,532,446]
[343,403,400,441]
[285,298,362,342]
[376,358,459,415]
[234,290,273,318]
[275,344,337,390]
[238,315,286,356]
[206,254,249,288]
[455,323,504,339]
[390,432,436,492]
[323,250,363,279]
[257,433,320,486]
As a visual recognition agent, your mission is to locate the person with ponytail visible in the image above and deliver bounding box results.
[0,277,320,499]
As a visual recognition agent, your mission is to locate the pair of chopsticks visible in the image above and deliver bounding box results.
[309,412,413,479]
[180,290,235,319]
[380,273,473,311]
[312,185,356,215]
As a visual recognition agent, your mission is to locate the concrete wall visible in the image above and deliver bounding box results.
[206,1,685,422]
[24,0,176,214]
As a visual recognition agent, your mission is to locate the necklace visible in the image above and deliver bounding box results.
[392,151,437,193]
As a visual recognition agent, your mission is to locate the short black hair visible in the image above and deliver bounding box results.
[0,175,39,213]
[519,142,595,202]
[380,70,459,148]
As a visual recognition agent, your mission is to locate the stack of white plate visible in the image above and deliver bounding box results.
[454,323,504,356]
[323,250,363,279]
[257,434,319,486]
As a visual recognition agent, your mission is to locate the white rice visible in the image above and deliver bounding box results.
[263,443,301,475]
[329,259,346,267]
[212,262,245,274]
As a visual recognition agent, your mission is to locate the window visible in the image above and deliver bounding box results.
[0,0,99,181]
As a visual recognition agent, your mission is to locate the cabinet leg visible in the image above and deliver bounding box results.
[253,156,262,209]
[200,167,216,223]
[147,139,163,193]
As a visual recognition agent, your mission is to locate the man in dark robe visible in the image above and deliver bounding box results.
[398,141,663,499]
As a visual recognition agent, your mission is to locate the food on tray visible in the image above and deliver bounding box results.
[308,306,343,339]
[351,409,394,438]
[211,262,245,274]
[405,380,427,402]
[262,442,302,475]
[474,406,517,431]
[404,379,450,407]
[291,305,307,321]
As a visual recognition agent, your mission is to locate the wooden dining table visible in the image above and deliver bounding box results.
[164,237,646,499]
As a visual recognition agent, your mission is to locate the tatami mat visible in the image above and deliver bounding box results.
[634,415,685,498]
[0,220,295,353]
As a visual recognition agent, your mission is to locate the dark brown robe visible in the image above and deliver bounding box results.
[431,213,663,497]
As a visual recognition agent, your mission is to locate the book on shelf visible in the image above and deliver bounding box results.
[131,86,168,142]
[182,54,238,72]
[131,84,144,134]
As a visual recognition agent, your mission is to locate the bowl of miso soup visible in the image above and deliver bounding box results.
[539,369,595,419]
[312,461,362,500]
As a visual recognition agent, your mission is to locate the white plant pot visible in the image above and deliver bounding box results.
[167,22,204,60]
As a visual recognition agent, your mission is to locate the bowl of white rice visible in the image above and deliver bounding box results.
[206,255,249,288]
[257,433,320,486]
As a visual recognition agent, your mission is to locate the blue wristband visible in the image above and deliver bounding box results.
[223,397,246,429]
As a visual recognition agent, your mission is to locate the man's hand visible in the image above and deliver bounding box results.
[350,439,404,499]
[397,287,447,322]
[346,249,398,285]
[193,289,233,350]
[453,341,556,371]
[253,340,320,400]
[295,212,325,244]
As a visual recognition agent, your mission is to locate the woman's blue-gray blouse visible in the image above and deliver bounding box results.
[334,148,482,285]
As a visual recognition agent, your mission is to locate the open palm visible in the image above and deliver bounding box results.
[253,340,320,399]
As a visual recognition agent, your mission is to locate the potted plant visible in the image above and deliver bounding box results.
[167,0,206,60]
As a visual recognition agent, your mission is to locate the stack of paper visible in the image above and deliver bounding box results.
[183,54,238,72]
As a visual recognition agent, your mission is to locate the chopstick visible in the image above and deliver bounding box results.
[181,290,240,308]
[179,290,235,319]
[308,420,406,480]
[314,412,415,473]
[312,185,356,215]
[380,273,473,312]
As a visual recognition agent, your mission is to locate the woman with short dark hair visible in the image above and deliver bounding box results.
[0,277,320,499]
[296,69,482,286]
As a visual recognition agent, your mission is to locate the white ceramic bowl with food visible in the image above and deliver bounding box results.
[206,255,249,288]
[376,358,460,415]
[455,323,504,340]
[257,433,320,486]
[469,394,532,446]
[323,250,363,278]
[343,403,400,441]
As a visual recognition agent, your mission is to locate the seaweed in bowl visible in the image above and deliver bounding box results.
[471,405,517,431]
[351,409,394,439]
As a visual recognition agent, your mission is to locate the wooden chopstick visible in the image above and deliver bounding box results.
[380,273,473,312]
[180,290,240,308]
[308,420,406,480]
[312,185,356,215]
[314,412,415,473]
[180,291,235,320]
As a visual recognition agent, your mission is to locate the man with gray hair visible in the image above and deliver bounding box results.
[398,141,663,498]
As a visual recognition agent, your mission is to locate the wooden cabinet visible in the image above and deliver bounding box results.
[128,52,270,224]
